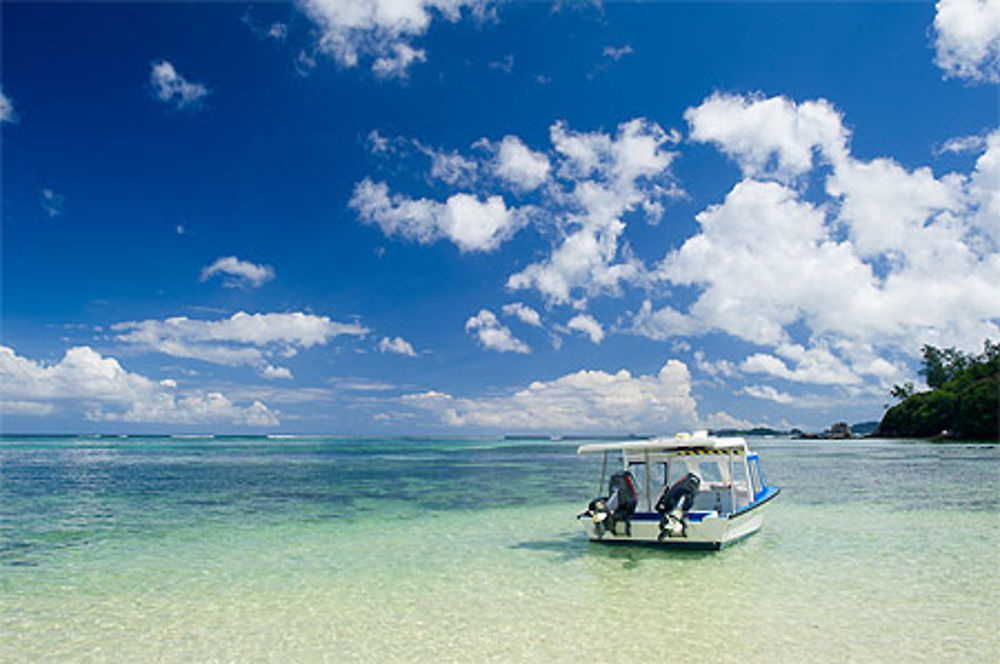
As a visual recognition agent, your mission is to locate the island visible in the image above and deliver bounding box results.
[875,341,1000,441]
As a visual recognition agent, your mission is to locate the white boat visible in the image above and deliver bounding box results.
[576,431,780,550]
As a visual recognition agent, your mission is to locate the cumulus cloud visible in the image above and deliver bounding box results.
[354,117,682,304]
[741,344,861,385]
[0,345,278,425]
[933,0,1000,82]
[566,313,605,344]
[502,302,542,327]
[493,135,550,191]
[506,118,682,305]
[742,384,796,405]
[372,42,427,79]
[684,92,847,183]
[630,300,702,340]
[200,256,276,288]
[350,179,524,252]
[378,336,417,356]
[646,92,1000,389]
[298,0,491,79]
[403,360,699,432]
[423,145,479,186]
[1,88,15,123]
[465,309,530,353]
[692,350,738,380]
[261,364,294,380]
[113,311,369,378]
[970,129,1000,244]
[149,60,209,110]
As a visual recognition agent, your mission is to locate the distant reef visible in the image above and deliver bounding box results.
[875,341,999,441]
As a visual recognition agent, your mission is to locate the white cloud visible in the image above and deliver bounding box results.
[350,179,524,252]
[114,311,369,377]
[933,0,1000,82]
[501,302,542,327]
[507,118,682,305]
[702,410,757,431]
[494,135,550,191]
[378,336,417,356]
[422,145,479,186]
[660,178,861,346]
[1,88,15,123]
[938,132,989,155]
[970,128,1000,244]
[603,45,634,61]
[648,92,1000,389]
[0,345,278,425]
[566,313,605,344]
[200,256,276,289]
[630,299,702,340]
[742,384,796,405]
[465,309,530,353]
[299,0,490,78]
[741,344,861,386]
[488,54,514,73]
[0,400,56,415]
[261,365,294,380]
[826,156,966,258]
[367,129,391,153]
[41,189,65,218]
[685,92,847,182]
[242,12,288,42]
[692,350,738,379]
[267,23,289,41]
[372,42,427,79]
[355,118,681,305]
[149,60,209,110]
[403,360,699,432]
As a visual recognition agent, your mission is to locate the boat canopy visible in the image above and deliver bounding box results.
[577,432,748,457]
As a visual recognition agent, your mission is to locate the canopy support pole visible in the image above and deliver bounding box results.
[728,451,735,514]
[644,449,652,511]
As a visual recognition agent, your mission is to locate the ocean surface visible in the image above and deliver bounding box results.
[1,435,997,662]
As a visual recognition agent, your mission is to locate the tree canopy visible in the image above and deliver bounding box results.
[879,340,999,440]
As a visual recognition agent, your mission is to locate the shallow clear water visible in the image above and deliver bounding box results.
[1,436,998,662]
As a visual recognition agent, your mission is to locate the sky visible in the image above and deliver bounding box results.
[1,0,999,435]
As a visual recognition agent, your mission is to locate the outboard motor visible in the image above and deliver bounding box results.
[656,473,700,539]
[581,471,638,538]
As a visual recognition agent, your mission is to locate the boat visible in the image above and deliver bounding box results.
[576,431,780,550]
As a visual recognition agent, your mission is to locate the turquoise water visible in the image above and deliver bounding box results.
[1,436,998,662]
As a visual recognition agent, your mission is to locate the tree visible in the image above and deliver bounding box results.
[890,382,915,401]
[920,345,972,389]
[878,340,999,440]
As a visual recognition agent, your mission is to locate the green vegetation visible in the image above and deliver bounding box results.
[878,341,1000,440]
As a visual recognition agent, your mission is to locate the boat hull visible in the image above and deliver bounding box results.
[580,500,771,550]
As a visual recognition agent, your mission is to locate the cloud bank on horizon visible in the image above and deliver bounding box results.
[1,0,997,432]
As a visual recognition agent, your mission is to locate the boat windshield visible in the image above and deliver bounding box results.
[660,453,752,514]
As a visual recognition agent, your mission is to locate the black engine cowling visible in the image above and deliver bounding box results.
[656,472,700,539]
[583,471,638,537]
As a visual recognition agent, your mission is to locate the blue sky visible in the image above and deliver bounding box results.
[2,1,999,434]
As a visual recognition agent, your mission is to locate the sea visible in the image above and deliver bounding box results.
[1,435,997,662]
